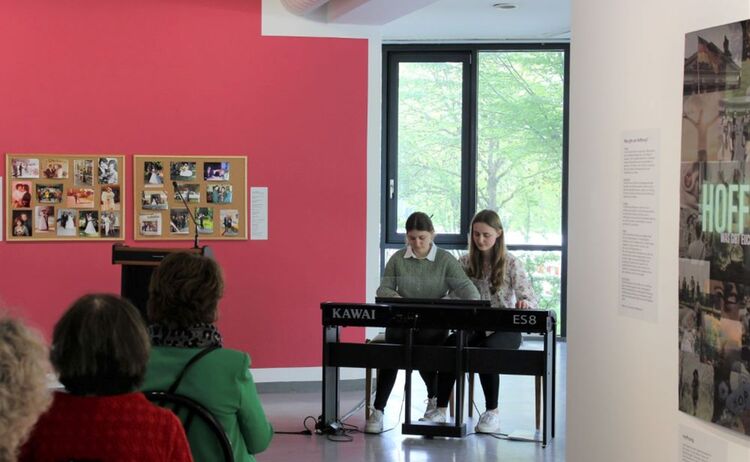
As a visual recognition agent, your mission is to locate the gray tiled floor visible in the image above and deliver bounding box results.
[258,340,566,462]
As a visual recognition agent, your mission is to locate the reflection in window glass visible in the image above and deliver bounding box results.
[476,51,564,246]
[397,62,463,234]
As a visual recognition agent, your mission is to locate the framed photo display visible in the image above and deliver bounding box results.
[5,154,126,242]
[133,155,247,240]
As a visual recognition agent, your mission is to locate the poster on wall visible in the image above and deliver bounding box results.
[678,20,750,435]
[4,154,126,242]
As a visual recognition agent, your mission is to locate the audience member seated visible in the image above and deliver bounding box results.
[19,294,193,462]
[142,252,273,462]
[0,315,52,462]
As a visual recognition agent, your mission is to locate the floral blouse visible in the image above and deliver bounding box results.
[458,253,538,309]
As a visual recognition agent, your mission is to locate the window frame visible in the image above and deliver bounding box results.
[381,43,570,337]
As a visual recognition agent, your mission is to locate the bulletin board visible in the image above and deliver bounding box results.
[133,155,247,240]
[5,154,126,242]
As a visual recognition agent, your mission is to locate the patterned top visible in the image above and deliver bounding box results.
[19,391,192,462]
[459,252,537,309]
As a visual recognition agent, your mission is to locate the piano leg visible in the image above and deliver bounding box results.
[404,327,414,424]
[321,325,340,427]
[454,330,464,427]
[542,329,554,447]
[552,322,557,438]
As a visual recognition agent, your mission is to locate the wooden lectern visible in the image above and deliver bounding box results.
[112,244,212,320]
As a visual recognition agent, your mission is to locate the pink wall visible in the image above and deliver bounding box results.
[0,0,367,368]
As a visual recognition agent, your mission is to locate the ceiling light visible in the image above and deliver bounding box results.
[492,2,517,9]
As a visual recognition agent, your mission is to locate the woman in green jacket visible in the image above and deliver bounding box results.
[142,252,273,462]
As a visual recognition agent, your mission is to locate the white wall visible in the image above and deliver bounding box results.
[568,1,750,461]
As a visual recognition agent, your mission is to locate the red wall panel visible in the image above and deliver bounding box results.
[0,0,367,367]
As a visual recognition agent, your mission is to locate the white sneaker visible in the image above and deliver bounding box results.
[419,397,438,420]
[365,408,384,434]
[423,407,447,423]
[475,409,500,433]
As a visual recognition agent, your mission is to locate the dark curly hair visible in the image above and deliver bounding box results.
[147,252,224,328]
[51,294,149,396]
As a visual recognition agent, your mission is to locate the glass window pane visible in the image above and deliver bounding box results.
[397,62,463,234]
[514,250,562,335]
[476,51,564,246]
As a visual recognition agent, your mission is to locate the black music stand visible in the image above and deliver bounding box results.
[112,244,212,321]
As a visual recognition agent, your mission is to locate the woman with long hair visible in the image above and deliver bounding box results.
[430,209,537,433]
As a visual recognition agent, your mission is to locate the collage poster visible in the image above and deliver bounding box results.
[678,20,750,435]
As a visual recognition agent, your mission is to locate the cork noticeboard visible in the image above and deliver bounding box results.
[5,154,126,242]
[133,155,247,241]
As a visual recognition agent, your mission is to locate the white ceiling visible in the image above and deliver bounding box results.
[378,0,570,42]
[276,0,570,42]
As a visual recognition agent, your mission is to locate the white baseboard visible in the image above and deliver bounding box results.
[251,367,366,383]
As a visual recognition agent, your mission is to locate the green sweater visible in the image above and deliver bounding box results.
[376,247,480,300]
[142,347,273,462]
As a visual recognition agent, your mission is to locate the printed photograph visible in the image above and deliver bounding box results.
[173,183,200,203]
[139,213,162,236]
[100,186,120,211]
[220,209,239,236]
[73,159,94,186]
[723,371,750,429]
[207,184,233,204]
[708,233,749,282]
[11,211,32,237]
[11,181,32,208]
[679,352,714,421]
[680,161,703,212]
[100,212,120,238]
[679,208,708,260]
[169,209,190,234]
[36,184,64,204]
[195,207,214,234]
[144,161,165,186]
[56,209,78,236]
[34,206,55,233]
[79,211,99,237]
[170,161,197,181]
[684,22,742,96]
[66,188,95,208]
[710,280,745,322]
[11,158,39,178]
[142,191,169,210]
[42,159,69,179]
[204,162,230,181]
[98,157,119,184]
[679,258,711,354]
[681,92,724,162]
